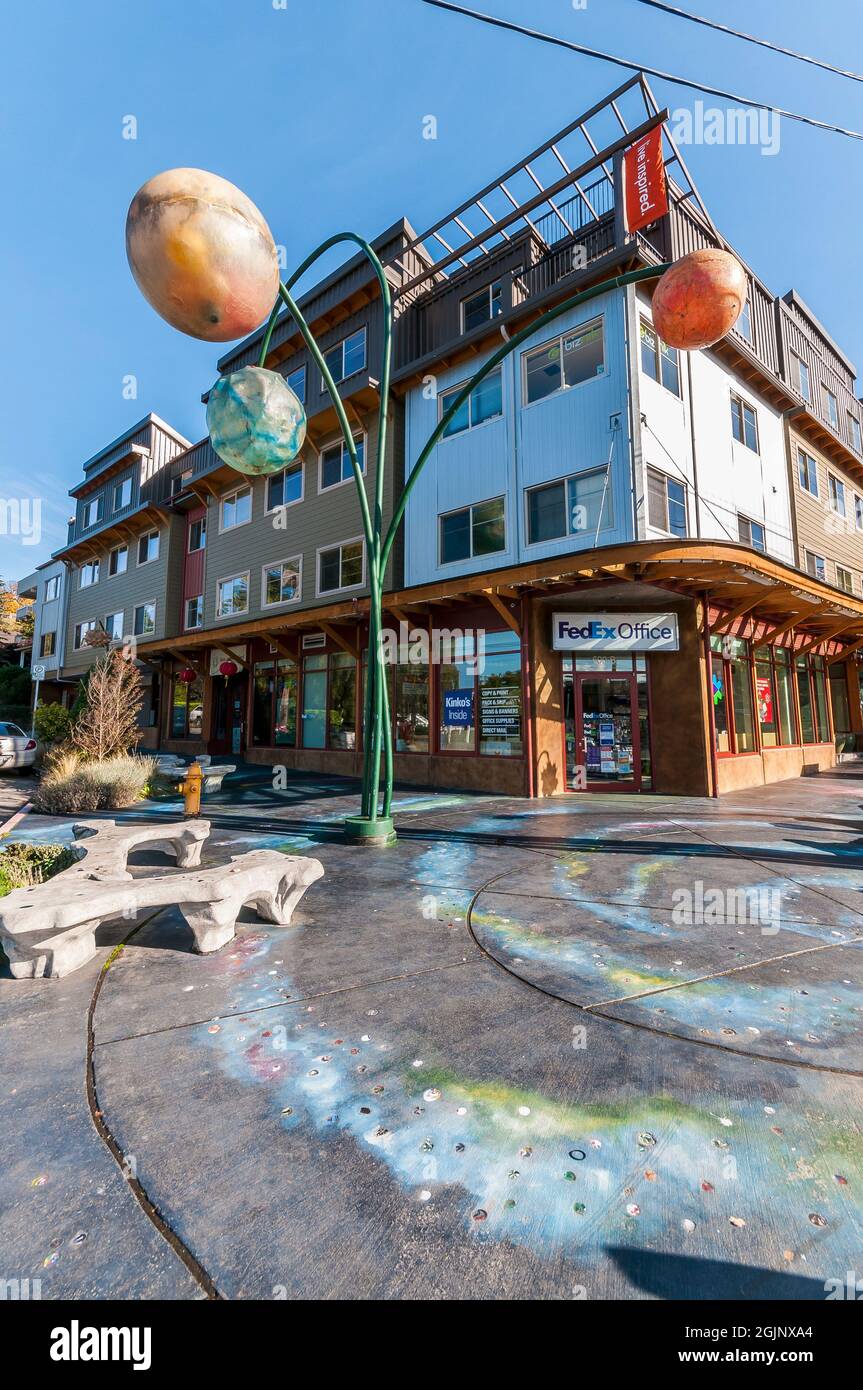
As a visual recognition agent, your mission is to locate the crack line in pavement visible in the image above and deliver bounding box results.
[94,953,484,1048]
[582,936,863,1009]
[466,865,863,1078]
[86,910,222,1300]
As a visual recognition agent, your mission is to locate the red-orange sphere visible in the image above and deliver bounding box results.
[651,249,747,351]
[126,168,279,342]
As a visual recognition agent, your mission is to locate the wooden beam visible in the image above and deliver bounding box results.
[759,603,831,645]
[320,622,360,661]
[263,635,297,660]
[828,635,863,665]
[167,649,204,675]
[793,620,856,659]
[483,590,521,637]
[711,593,767,635]
[221,644,250,671]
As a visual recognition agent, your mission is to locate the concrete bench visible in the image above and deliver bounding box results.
[0,821,323,979]
[68,818,210,878]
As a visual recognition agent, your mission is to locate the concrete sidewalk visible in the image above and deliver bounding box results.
[2,770,862,1299]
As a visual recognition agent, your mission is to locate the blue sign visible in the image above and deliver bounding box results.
[444,688,474,727]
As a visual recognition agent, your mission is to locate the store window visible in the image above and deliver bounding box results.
[439,632,523,757]
[710,636,755,753]
[171,675,203,738]
[252,662,275,746]
[812,655,830,742]
[394,664,429,752]
[829,664,851,736]
[439,639,478,753]
[301,653,327,748]
[328,653,357,750]
[275,659,297,746]
[795,654,815,743]
[753,646,797,747]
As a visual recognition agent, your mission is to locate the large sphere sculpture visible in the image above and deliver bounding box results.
[651,249,747,351]
[125,168,279,342]
[207,366,307,476]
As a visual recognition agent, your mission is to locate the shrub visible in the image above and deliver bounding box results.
[31,752,156,814]
[0,841,77,897]
[33,702,73,746]
[71,651,144,761]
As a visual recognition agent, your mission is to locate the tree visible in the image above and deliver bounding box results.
[0,578,33,635]
[71,651,144,761]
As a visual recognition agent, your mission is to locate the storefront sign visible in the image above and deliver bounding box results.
[756,676,773,725]
[479,684,521,740]
[623,126,668,233]
[443,688,474,726]
[552,612,679,652]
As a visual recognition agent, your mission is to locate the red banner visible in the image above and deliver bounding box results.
[623,127,668,233]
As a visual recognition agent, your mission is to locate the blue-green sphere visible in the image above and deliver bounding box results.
[207,365,307,476]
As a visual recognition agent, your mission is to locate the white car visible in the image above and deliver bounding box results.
[0,722,38,771]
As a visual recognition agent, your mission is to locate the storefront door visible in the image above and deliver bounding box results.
[565,671,642,791]
[210,672,248,756]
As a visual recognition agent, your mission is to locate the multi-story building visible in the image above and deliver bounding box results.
[26,75,863,798]
[16,560,68,699]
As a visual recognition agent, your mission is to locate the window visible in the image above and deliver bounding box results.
[738,515,766,552]
[710,636,755,754]
[837,565,854,594]
[525,467,613,544]
[393,663,429,753]
[797,450,818,497]
[328,652,357,750]
[639,320,680,396]
[44,575,60,602]
[108,544,128,577]
[171,674,203,739]
[829,663,852,736]
[647,467,687,537]
[216,573,249,618]
[523,318,605,404]
[440,368,503,437]
[323,327,366,385]
[828,473,847,517]
[440,497,505,564]
[188,517,206,552]
[856,494,863,530]
[171,469,193,497]
[736,298,752,343]
[133,602,156,636]
[849,413,863,454]
[730,393,759,451]
[794,354,811,403]
[137,530,159,565]
[824,386,839,431]
[754,646,797,747]
[796,655,831,743]
[805,549,826,581]
[437,631,523,758]
[262,557,301,607]
[74,620,97,649]
[39,631,56,658]
[104,611,124,642]
[320,435,364,491]
[301,652,327,748]
[286,364,306,403]
[113,478,132,511]
[318,540,364,594]
[79,560,99,588]
[461,281,502,334]
[81,496,103,529]
[185,595,203,630]
[220,486,252,531]
[266,460,303,511]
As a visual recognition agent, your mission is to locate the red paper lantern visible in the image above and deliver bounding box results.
[218,659,239,680]
[178,668,197,685]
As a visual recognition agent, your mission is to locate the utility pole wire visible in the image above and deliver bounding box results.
[635,1,863,85]
[419,0,863,142]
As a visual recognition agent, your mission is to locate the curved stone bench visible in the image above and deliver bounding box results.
[0,822,323,979]
[69,818,210,878]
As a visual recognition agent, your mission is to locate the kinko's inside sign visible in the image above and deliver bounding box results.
[552,612,679,652]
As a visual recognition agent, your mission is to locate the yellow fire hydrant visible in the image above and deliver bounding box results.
[179,761,204,818]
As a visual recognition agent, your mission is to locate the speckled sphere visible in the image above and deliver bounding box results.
[206,366,307,476]
[652,249,748,351]
[125,168,279,342]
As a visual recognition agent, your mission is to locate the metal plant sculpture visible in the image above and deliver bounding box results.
[126,167,745,843]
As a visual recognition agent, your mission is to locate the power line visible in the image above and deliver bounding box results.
[419,0,863,142]
[635,1,863,84]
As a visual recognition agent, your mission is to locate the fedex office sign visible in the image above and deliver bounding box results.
[552,612,679,652]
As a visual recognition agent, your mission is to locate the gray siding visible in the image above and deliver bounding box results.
[64,518,174,672]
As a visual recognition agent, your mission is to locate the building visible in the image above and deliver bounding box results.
[26,75,863,797]
[16,560,68,699]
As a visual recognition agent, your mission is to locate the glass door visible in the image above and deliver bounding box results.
[574,673,641,790]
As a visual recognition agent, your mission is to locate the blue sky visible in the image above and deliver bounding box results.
[1,0,861,575]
